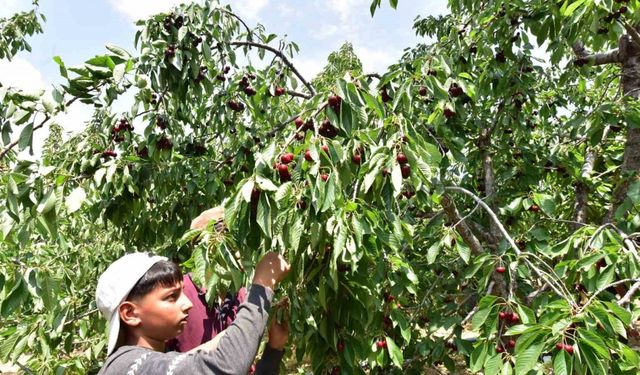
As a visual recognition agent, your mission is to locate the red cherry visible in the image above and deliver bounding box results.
[496,266,506,274]
[376,340,387,349]
[529,204,540,212]
[401,165,411,179]
[337,341,344,352]
[331,366,340,375]
[496,346,505,353]
[508,339,516,348]
[418,86,427,96]
[277,163,289,174]
[280,153,294,164]
[249,364,256,374]
[321,145,329,153]
[510,313,519,323]
[328,95,341,108]
[564,344,574,354]
[556,342,564,350]
[499,311,508,320]
[352,154,362,165]
[274,87,286,96]
[382,168,390,176]
[444,108,456,119]
[294,117,304,128]
[321,173,329,182]
[396,153,408,165]
[304,149,313,162]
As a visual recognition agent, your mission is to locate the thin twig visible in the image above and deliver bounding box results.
[578,278,640,313]
[229,41,315,97]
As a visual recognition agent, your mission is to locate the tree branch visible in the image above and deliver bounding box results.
[578,278,640,313]
[229,41,316,98]
[622,20,640,49]
[440,194,483,255]
[618,280,640,306]
[444,186,577,307]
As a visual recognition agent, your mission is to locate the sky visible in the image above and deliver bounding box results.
[0,0,449,156]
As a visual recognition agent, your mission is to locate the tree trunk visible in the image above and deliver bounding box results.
[605,34,640,223]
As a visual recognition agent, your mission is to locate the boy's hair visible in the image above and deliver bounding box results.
[126,260,183,301]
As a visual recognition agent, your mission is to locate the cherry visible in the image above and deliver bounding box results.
[380,88,392,103]
[277,163,289,174]
[620,6,628,13]
[529,204,540,212]
[444,108,456,119]
[508,339,516,348]
[382,168,390,177]
[427,69,437,76]
[401,165,411,179]
[337,341,344,352]
[396,153,408,165]
[243,86,257,96]
[280,153,294,164]
[251,188,261,202]
[448,84,464,97]
[321,173,329,182]
[495,51,506,63]
[102,150,117,158]
[376,339,387,349]
[296,200,307,210]
[596,258,607,269]
[556,342,564,351]
[418,86,428,96]
[352,154,362,165]
[321,145,329,153]
[328,95,341,108]
[496,346,505,353]
[294,117,304,128]
[249,364,256,374]
[274,87,286,96]
[331,366,340,375]
[499,311,508,320]
[304,149,314,162]
[564,344,574,354]
[510,313,520,323]
[496,266,506,274]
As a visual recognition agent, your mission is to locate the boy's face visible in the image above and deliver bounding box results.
[127,281,193,342]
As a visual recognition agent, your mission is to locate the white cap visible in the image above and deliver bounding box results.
[96,252,167,355]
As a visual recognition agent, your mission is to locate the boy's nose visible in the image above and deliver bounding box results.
[180,294,193,312]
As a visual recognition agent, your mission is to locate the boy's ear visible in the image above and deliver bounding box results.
[119,301,142,327]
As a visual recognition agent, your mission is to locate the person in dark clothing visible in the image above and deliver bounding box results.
[95,230,291,374]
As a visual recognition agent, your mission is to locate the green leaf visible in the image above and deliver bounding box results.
[456,240,471,264]
[386,336,403,368]
[37,189,57,214]
[18,123,33,151]
[578,329,611,360]
[427,242,440,264]
[257,193,272,238]
[484,353,503,375]
[65,186,86,213]
[470,342,489,372]
[553,350,572,375]
[514,341,543,374]
[1,277,28,317]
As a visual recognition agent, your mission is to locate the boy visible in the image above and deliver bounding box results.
[95,250,291,374]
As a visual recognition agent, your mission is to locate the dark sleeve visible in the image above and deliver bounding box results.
[255,346,285,374]
[191,283,274,373]
[102,285,274,375]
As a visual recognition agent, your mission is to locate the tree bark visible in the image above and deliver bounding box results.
[605,34,640,222]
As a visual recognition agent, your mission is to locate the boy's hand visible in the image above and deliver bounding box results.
[267,315,289,351]
[252,252,290,290]
[191,206,225,232]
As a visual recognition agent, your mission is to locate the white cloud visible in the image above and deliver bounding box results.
[325,0,367,22]
[291,56,324,82]
[0,0,28,18]
[0,57,93,158]
[109,0,189,21]
[232,0,269,21]
[352,45,395,74]
[0,56,46,92]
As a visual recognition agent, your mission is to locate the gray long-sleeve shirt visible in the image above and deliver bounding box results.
[97,284,284,374]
